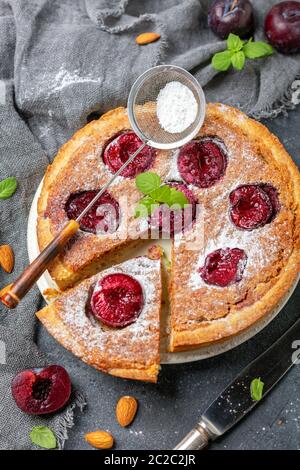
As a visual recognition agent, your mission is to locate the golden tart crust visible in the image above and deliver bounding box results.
[37,256,162,382]
[37,103,300,355]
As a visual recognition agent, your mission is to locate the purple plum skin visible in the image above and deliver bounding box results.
[208,0,255,39]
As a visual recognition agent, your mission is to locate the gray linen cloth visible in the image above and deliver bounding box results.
[0,0,299,450]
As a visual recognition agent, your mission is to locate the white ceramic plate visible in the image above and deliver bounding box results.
[28,179,299,364]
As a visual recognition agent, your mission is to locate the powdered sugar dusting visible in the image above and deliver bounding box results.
[55,257,160,366]
[45,67,103,97]
[165,149,182,181]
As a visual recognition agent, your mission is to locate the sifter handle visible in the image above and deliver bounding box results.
[0,220,79,309]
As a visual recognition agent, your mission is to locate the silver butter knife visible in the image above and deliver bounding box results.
[174,316,300,450]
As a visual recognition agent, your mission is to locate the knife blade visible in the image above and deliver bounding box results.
[174,316,300,450]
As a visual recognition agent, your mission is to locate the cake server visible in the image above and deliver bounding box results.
[174,316,300,450]
[0,65,205,308]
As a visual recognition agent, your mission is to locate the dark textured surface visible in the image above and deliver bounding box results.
[37,107,300,451]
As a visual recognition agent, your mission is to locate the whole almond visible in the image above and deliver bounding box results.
[85,430,114,449]
[116,396,138,427]
[0,244,14,273]
[136,32,160,45]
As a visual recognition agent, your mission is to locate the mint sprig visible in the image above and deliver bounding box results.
[212,34,274,72]
[0,176,17,199]
[250,377,264,402]
[30,426,57,449]
[135,172,188,218]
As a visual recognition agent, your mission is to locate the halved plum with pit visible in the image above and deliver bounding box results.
[65,190,120,234]
[11,365,71,415]
[259,183,280,222]
[150,182,197,237]
[199,248,247,287]
[178,137,227,188]
[90,273,144,328]
[103,131,156,178]
[229,184,279,230]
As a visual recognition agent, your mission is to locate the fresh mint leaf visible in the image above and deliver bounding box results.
[211,34,274,73]
[134,196,157,218]
[211,50,232,71]
[151,185,171,204]
[231,51,245,70]
[250,378,264,401]
[227,33,244,52]
[0,176,17,199]
[169,188,189,207]
[135,172,161,195]
[30,426,57,449]
[243,40,274,59]
[135,172,189,218]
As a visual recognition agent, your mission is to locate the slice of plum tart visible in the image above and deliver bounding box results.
[37,256,162,382]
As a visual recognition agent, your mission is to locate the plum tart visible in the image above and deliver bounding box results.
[37,103,300,361]
[37,256,162,382]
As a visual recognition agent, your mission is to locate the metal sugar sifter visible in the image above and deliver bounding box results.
[1,65,206,308]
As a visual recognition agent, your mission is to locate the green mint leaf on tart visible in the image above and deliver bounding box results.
[134,196,158,218]
[231,51,245,70]
[135,172,189,218]
[250,377,264,401]
[30,426,57,449]
[211,35,274,72]
[212,50,233,71]
[243,40,274,59]
[135,171,161,195]
[150,184,171,204]
[227,33,244,52]
[168,187,189,207]
[0,176,17,199]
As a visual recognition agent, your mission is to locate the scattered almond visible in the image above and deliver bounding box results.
[0,244,14,273]
[85,430,114,449]
[116,395,138,427]
[136,32,160,45]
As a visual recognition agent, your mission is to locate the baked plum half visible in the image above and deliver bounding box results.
[200,247,247,287]
[150,182,197,237]
[103,131,156,178]
[178,137,227,189]
[65,190,120,234]
[90,273,144,328]
[229,184,280,230]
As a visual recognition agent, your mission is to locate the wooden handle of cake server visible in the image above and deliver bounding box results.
[0,220,79,309]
